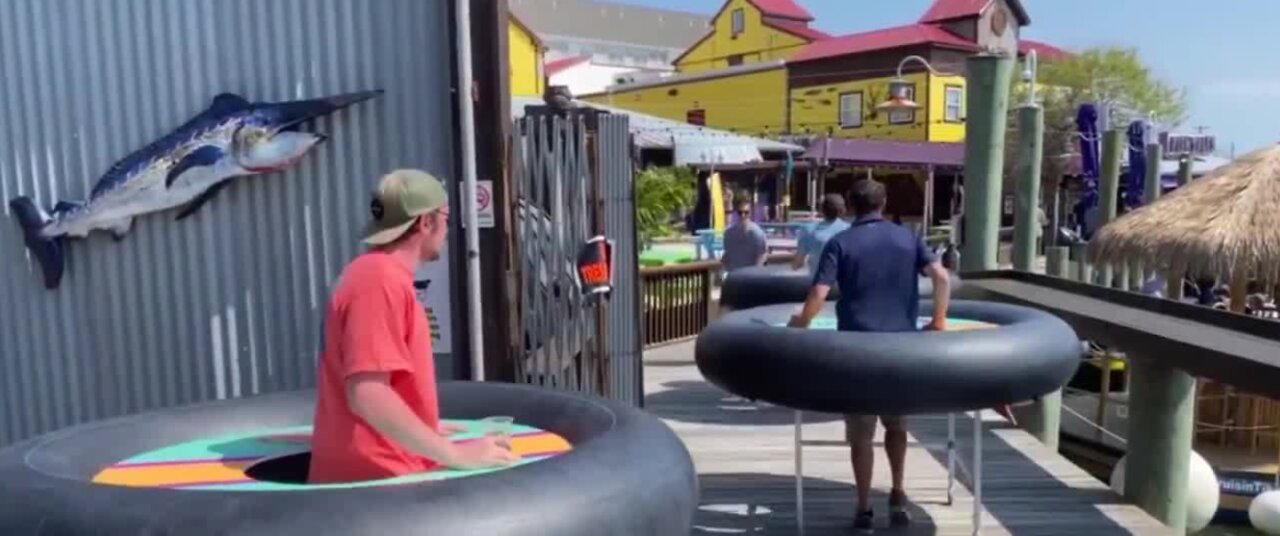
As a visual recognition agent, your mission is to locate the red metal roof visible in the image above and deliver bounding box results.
[791,24,977,63]
[747,0,813,22]
[545,55,590,76]
[762,17,830,41]
[1019,39,1071,61]
[919,0,1030,26]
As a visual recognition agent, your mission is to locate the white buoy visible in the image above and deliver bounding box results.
[1110,451,1220,533]
[1250,490,1280,535]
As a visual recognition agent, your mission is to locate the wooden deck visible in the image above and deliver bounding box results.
[643,341,1173,535]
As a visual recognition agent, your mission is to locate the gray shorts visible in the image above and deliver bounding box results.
[844,414,906,444]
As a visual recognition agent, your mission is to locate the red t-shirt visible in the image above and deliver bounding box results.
[308,251,440,484]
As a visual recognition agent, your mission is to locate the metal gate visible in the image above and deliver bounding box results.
[510,107,643,406]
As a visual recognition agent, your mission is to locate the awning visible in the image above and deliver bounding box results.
[801,137,965,169]
[672,133,763,166]
[511,96,803,158]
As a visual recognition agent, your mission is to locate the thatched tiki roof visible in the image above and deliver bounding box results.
[1088,142,1280,285]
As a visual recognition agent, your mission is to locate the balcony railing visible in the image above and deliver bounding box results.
[640,254,795,348]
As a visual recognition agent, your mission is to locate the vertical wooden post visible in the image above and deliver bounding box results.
[468,0,515,382]
[959,53,1015,273]
[1025,224,1063,448]
[703,266,715,323]
[1177,153,1193,187]
[1071,243,1092,285]
[1124,355,1196,532]
[1098,129,1123,287]
[1124,147,1196,532]
[1013,105,1044,272]
[1045,246,1068,277]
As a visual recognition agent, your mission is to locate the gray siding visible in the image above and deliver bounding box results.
[598,115,643,406]
[0,0,457,446]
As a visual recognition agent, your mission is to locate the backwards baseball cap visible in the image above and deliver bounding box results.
[362,169,449,245]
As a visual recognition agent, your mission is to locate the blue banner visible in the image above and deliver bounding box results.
[1074,104,1100,237]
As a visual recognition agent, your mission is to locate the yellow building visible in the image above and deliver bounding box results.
[783,23,989,143]
[673,0,827,74]
[582,0,1069,144]
[583,61,790,136]
[508,14,545,97]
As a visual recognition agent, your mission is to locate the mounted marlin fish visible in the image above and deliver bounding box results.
[8,89,383,289]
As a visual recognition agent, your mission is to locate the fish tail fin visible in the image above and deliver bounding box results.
[8,196,65,289]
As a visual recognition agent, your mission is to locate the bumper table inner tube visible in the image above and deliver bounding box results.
[720,264,962,310]
[0,381,698,536]
[695,300,1081,415]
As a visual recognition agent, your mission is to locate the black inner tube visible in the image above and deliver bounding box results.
[0,382,698,536]
[720,264,962,311]
[695,300,1082,415]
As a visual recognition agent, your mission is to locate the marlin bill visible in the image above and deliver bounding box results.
[8,89,382,290]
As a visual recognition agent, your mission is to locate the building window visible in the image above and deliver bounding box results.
[889,83,916,125]
[731,8,745,37]
[945,85,964,122]
[839,91,863,128]
[727,54,743,66]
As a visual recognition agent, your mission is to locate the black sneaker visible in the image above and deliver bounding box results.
[853,509,875,533]
[888,490,911,527]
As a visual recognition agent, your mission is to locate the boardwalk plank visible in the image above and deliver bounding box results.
[643,341,1173,535]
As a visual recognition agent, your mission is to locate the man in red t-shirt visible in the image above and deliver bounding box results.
[308,169,516,484]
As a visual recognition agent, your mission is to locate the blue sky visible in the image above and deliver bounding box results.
[613,0,1280,157]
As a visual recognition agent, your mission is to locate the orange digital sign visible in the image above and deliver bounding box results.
[580,261,609,285]
[576,236,613,295]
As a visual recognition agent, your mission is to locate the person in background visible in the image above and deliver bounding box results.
[308,169,516,484]
[792,193,850,275]
[788,179,951,532]
[720,200,768,272]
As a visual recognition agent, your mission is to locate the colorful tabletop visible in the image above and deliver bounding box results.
[771,315,997,331]
[91,419,572,491]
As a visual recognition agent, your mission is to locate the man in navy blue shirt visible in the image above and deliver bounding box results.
[788,178,950,532]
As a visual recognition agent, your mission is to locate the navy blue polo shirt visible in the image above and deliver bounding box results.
[812,216,937,332]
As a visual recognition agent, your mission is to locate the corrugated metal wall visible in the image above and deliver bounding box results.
[598,116,643,407]
[0,0,457,446]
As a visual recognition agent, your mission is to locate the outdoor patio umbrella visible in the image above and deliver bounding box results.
[1073,104,1102,238]
[1088,142,1280,312]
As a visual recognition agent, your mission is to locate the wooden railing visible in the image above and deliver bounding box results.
[640,253,797,348]
[640,260,719,347]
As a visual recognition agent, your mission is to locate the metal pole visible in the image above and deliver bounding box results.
[1098,128,1123,288]
[925,165,935,235]
[795,410,805,535]
[960,53,1016,272]
[947,413,956,506]
[455,0,485,381]
[972,410,983,535]
[1013,105,1043,272]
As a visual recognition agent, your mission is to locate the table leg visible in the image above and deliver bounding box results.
[972,410,983,536]
[795,410,805,536]
[947,412,956,506]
